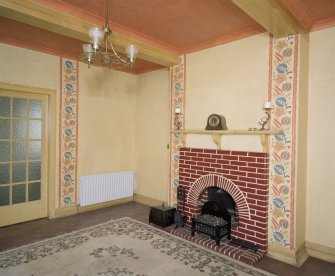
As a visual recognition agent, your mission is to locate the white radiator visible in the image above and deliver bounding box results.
[79,171,134,206]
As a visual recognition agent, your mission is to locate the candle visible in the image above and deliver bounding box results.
[175,107,181,114]
[263,101,272,109]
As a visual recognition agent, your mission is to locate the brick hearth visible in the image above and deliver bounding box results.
[165,226,264,265]
[175,147,270,261]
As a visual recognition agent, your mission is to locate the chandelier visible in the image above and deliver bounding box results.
[81,0,138,68]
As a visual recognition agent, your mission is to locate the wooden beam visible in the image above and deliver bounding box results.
[231,0,306,38]
[0,0,179,67]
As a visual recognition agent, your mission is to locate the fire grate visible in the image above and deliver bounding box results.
[191,200,232,245]
[191,214,231,245]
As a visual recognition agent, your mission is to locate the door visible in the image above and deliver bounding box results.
[0,91,48,227]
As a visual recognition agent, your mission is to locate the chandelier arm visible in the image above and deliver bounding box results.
[105,36,109,51]
[110,41,129,64]
[104,1,127,64]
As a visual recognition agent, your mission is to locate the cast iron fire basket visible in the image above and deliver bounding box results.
[191,200,231,245]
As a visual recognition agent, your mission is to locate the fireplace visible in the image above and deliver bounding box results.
[177,147,270,253]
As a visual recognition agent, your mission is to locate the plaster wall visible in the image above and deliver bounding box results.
[135,69,170,202]
[78,63,137,177]
[307,27,335,248]
[185,33,270,152]
[295,33,309,249]
[0,43,139,208]
[0,43,60,206]
[0,44,60,90]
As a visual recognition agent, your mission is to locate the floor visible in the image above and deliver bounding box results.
[0,202,334,276]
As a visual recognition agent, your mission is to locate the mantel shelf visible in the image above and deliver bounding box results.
[171,129,283,152]
[172,130,282,135]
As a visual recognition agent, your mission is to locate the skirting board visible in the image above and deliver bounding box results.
[267,243,308,267]
[55,197,133,218]
[78,197,133,213]
[133,193,167,207]
[55,205,78,218]
[305,241,335,263]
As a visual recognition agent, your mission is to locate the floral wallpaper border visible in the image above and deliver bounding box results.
[58,58,79,208]
[169,56,186,206]
[268,35,298,249]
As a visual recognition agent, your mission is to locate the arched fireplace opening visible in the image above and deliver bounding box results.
[207,187,238,225]
[198,187,238,225]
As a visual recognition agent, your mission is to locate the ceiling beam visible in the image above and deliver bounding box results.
[231,0,306,38]
[0,0,179,67]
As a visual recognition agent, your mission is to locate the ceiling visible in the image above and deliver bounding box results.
[1,0,335,74]
[56,0,265,52]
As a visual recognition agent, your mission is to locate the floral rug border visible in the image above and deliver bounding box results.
[0,217,275,276]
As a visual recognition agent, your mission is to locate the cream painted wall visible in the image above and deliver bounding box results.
[0,43,60,206]
[135,69,170,202]
[0,44,60,90]
[295,33,309,249]
[78,63,137,177]
[307,27,335,248]
[185,33,270,152]
[0,43,139,208]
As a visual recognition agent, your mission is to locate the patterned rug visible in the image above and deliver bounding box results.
[0,217,275,276]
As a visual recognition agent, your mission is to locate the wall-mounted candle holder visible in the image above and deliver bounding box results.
[258,101,272,130]
[174,106,182,130]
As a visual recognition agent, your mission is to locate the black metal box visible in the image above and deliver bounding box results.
[149,205,175,227]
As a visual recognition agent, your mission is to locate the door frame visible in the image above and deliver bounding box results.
[0,82,56,219]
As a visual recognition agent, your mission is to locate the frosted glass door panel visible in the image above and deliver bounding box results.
[0,97,10,117]
[0,90,47,227]
[0,95,42,207]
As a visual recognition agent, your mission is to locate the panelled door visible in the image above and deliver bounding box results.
[0,91,48,227]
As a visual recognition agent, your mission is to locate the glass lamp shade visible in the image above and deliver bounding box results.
[82,44,93,53]
[175,107,181,114]
[88,27,105,50]
[89,27,105,40]
[82,44,94,68]
[102,52,110,64]
[125,45,138,60]
[263,101,272,109]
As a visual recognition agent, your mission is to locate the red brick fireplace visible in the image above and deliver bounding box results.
[173,147,270,261]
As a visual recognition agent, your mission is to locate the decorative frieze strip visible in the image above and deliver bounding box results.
[268,35,298,249]
[59,58,79,207]
[169,56,186,206]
